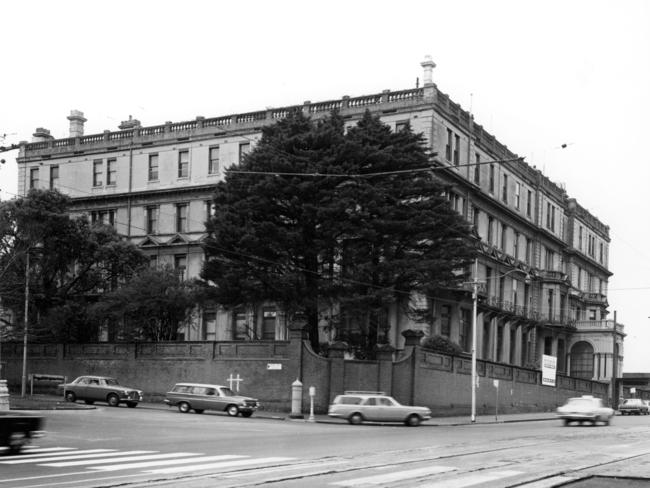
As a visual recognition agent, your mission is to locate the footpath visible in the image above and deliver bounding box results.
[7,393,558,426]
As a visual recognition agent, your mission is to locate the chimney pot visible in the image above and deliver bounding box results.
[67,110,87,138]
[420,55,436,86]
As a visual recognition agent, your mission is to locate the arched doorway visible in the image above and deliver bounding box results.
[570,341,594,379]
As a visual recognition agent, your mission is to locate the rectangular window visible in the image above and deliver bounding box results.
[489,164,495,193]
[513,232,520,259]
[459,308,471,352]
[29,167,39,189]
[578,226,583,250]
[440,305,451,337]
[547,289,554,320]
[515,182,521,209]
[234,309,249,340]
[502,174,508,203]
[149,255,158,268]
[395,121,408,132]
[203,312,217,341]
[91,210,115,227]
[209,146,220,174]
[487,216,495,245]
[262,308,277,340]
[93,160,103,187]
[496,325,504,361]
[206,200,216,221]
[546,202,552,229]
[178,150,189,178]
[472,206,480,228]
[526,190,532,218]
[501,224,508,252]
[148,154,159,181]
[599,242,604,263]
[146,206,158,234]
[474,153,480,184]
[176,203,188,233]
[545,248,554,270]
[445,129,452,161]
[551,206,556,232]
[453,134,460,165]
[106,158,117,186]
[525,237,531,264]
[49,165,59,190]
[239,142,250,161]
[174,254,187,281]
[510,328,517,365]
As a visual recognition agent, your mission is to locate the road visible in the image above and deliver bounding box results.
[3,405,650,487]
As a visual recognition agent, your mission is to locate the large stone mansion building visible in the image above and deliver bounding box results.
[15,57,623,382]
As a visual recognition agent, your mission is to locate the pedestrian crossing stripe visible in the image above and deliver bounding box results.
[44,452,197,468]
[90,454,245,471]
[1,449,119,464]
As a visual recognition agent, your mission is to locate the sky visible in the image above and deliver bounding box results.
[1,0,649,371]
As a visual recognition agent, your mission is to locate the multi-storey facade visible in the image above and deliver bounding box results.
[15,58,623,382]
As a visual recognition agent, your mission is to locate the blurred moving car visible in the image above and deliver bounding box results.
[58,376,143,408]
[556,395,614,426]
[164,383,260,417]
[328,391,432,426]
[619,398,650,415]
[0,413,44,454]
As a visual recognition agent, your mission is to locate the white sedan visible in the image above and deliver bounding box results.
[556,395,614,426]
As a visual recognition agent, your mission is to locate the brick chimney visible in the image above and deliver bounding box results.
[118,115,141,130]
[67,110,87,137]
[31,128,53,142]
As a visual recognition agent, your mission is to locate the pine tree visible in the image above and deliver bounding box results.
[202,110,475,355]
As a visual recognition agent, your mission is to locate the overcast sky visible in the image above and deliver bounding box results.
[1,0,648,371]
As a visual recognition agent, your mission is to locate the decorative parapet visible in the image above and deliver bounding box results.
[574,320,624,335]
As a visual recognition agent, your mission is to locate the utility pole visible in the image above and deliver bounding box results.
[611,310,618,409]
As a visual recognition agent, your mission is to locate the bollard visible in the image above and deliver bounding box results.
[0,379,9,411]
[289,379,304,419]
[308,386,316,422]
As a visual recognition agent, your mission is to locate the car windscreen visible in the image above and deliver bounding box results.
[105,378,119,386]
[221,387,236,397]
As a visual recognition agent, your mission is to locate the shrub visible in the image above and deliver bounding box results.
[421,335,464,356]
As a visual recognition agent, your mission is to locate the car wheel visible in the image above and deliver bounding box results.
[107,394,120,407]
[84,400,94,405]
[604,417,611,426]
[65,391,77,403]
[405,414,421,427]
[563,419,571,426]
[241,411,253,418]
[7,431,29,455]
[348,413,363,425]
[226,405,239,417]
[194,409,204,414]
[178,402,191,413]
[126,402,138,408]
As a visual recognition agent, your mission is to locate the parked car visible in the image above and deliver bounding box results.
[58,376,143,408]
[619,398,650,415]
[556,395,614,426]
[327,391,432,426]
[164,383,260,417]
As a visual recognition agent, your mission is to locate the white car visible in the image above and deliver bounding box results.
[556,395,614,426]
[328,391,432,426]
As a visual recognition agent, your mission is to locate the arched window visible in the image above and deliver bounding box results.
[570,341,594,379]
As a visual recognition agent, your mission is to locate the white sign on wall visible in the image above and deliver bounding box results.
[542,354,557,387]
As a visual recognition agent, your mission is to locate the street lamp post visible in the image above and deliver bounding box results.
[21,249,30,397]
[470,262,531,423]
[470,259,478,423]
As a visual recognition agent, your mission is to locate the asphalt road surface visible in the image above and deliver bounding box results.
[3,405,650,487]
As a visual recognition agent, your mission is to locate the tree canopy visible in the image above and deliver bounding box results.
[201,110,476,356]
[90,266,204,341]
[0,189,147,342]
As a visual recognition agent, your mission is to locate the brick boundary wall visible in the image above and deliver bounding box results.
[0,327,609,416]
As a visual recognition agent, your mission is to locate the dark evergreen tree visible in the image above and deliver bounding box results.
[201,110,475,356]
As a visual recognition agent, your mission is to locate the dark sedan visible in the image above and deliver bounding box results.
[58,376,143,408]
